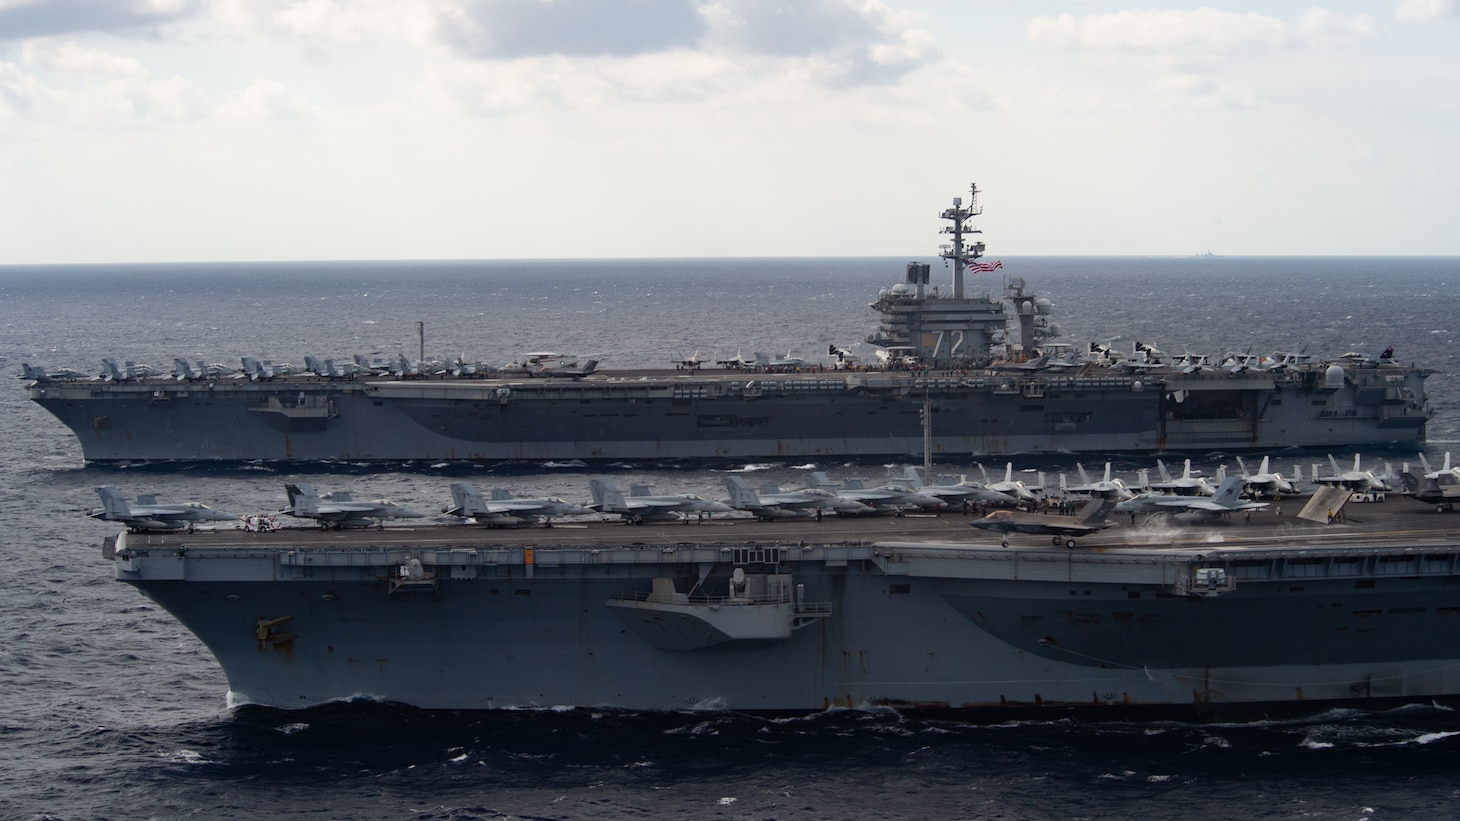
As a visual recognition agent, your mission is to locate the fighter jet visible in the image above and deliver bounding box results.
[1312,454,1390,493]
[716,350,756,369]
[588,478,732,524]
[1145,459,1216,496]
[976,463,1044,504]
[1063,462,1135,501]
[1399,470,1460,513]
[88,485,238,532]
[967,499,1115,548]
[280,482,426,529]
[894,467,1017,506]
[1116,476,1267,520]
[101,359,157,381]
[808,472,946,513]
[303,355,364,380]
[1236,456,1300,498]
[1418,452,1459,482]
[442,482,591,527]
[753,350,810,371]
[19,364,82,381]
[721,476,869,520]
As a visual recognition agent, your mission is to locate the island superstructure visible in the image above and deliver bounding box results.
[23,185,1433,463]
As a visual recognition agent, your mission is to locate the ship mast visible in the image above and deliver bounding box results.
[939,183,985,299]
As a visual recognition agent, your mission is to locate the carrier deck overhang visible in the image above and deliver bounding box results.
[109,503,1460,719]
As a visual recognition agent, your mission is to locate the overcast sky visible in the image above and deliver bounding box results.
[1,0,1456,263]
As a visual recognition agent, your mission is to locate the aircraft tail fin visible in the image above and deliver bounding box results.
[1076,499,1112,524]
[901,467,924,487]
[1076,463,1092,484]
[722,476,762,507]
[629,484,653,497]
[1155,460,1172,483]
[1235,455,1250,478]
[1210,477,1246,506]
[100,358,124,381]
[448,481,487,517]
[809,471,836,490]
[20,363,44,380]
[173,358,198,381]
[285,483,321,517]
[1400,471,1422,495]
[489,489,514,501]
[589,479,627,512]
[94,486,132,520]
[581,359,599,375]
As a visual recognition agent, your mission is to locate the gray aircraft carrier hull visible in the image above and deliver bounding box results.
[111,508,1460,718]
[30,362,1431,463]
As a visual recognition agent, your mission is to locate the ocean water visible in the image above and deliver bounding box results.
[2,255,1459,820]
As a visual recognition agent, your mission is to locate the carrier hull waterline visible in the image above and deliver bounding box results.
[23,184,1433,464]
[112,509,1460,718]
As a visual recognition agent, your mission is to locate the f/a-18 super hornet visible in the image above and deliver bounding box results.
[1144,459,1216,496]
[1235,455,1300,498]
[808,472,946,512]
[721,476,869,519]
[588,478,733,524]
[1116,476,1267,520]
[1062,462,1135,501]
[893,467,1020,507]
[1400,455,1460,513]
[1312,454,1391,493]
[967,499,1114,548]
[975,463,1044,504]
[442,481,592,527]
[88,485,238,532]
[280,482,426,529]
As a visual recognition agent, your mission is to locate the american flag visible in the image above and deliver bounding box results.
[964,260,1003,273]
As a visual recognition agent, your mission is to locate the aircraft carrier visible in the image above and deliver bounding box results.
[23,185,1434,463]
[108,498,1460,719]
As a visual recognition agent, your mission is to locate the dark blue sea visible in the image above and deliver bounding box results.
[2,256,1459,820]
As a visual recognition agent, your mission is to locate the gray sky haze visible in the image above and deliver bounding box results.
[2,0,1456,263]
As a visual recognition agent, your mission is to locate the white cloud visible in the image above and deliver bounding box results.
[216,76,314,119]
[1395,0,1459,20]
[0,38,204,123]
[21,38,147,76]
[1027,7,1377,54]
[209,0,437,56]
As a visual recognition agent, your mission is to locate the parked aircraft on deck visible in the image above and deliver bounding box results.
[721,477,869,519]
[1116,476,1267,520]
[442,482,591,527]
[1312,454,1391,493]
[280,483,426,529]
[88,486,238,532]
[588,479,732,524]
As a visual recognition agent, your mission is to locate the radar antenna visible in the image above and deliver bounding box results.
[938,183,985,299]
